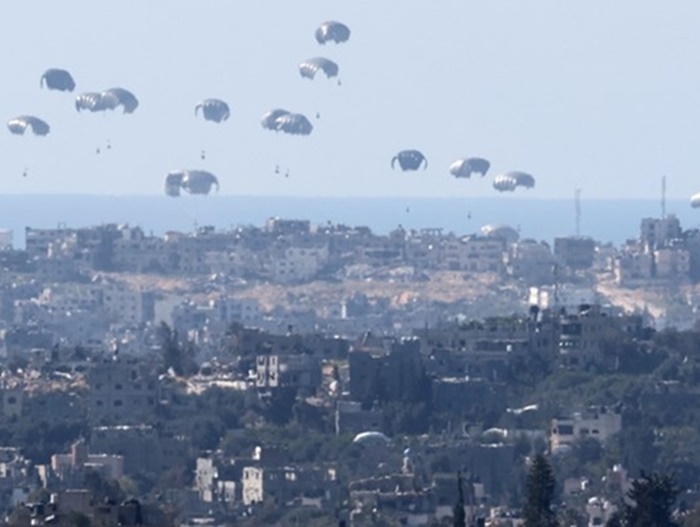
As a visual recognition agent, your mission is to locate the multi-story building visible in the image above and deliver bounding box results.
[87,358,158,425]
[554,236,596,270]
[271,242,329,283]
[506,240,556,284]
[550,406,622,451]
[255,354,322,391]
[640,214,682,250]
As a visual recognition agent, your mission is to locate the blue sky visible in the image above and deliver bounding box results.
[2,1,699,199]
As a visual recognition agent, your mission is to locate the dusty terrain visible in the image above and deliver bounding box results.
[108,270,505,312]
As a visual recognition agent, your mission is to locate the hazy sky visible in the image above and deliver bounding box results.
[2,1,699,199]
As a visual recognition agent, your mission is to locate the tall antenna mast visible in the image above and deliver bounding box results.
[575,188,582,237]
[661,175,667,219]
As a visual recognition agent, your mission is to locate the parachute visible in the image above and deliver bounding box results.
[392,150,428,171]
[493,171,536,192]
[261,109,312,135]
[315,21,351,45]
[164,172,184,197]
[75,87,139,114]
[691,193,700,208]
[40,68,76,92]
[7,116,50,136]
[299,57,339,80]
[261,109,290,130]
[164,170,219,197]
[480,224,520,243]
[195,99,230,123]
[449,157,490,178]
[352,431,391,446]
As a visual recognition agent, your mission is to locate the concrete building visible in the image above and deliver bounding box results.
[101,281,155,325]
[613,242,653,285]
[87,359,158,425]
[0,229,13,250]
[507,240,556,284]
[255,354,322,391]
[90,425,188,476]
[349,338,425,403]
[640,214,682,250]
[271,242,329,283]
[550,406,622,451]
[554,237,596,270]
[654,246,690,280]
[335,400,384,436]
[51,440,124,483]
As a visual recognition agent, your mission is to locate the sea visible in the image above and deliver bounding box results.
[0,195,695,249]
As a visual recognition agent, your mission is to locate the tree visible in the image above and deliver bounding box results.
[523,454,558,527]
[157,322,196,376]
[623,472,680,527]
[453,471,466,527]
[68,511,91,527]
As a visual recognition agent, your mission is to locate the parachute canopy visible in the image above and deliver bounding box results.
[299,57,339,80]
[315,21,351,44]
[493,171,536,192]
[691,193,700,208]
[352,431,391,446]
[195,99,230,123]
[40,68,76,92]
[392,150,428,171]
[480,224,520,243]
[261,109,312,135]
[449,157,490,178]
[165,170,219,197]
[7,115,50,136]
[261,109,290,130]
[75,87,139,114]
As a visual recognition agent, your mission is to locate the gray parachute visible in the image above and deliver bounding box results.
[449,157,491,178]
[261,109,290,130]
[691,193,700,208]
[40,68,76,92]
[75,87,139,114]
[493,171,536,192]
[315,21,350,44]
[195,99,230,123]
[392,150,428,171]
[299,57,339,80]
[7,116,50,136]
[165,170,219,197]
[480,224,520,243]
[261,109,312,135]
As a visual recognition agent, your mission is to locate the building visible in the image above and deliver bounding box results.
[255,354,322,391]
[550,406,622,451]
[349,338,425,403]
[507,240,556,284]
[640,215,682,250]
[87,359,158,425]
[335,400,384,436]
[51,440,124,483]
[554,237,596,270]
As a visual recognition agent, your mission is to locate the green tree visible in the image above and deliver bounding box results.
[623,472,680,527]
[453,472,466,527]
[157,322,196,376]
[523,454,558,527]
[68,511,91,527]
